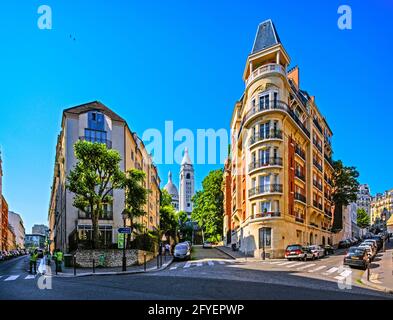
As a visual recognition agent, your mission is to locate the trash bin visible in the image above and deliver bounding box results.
[64,254,73,268]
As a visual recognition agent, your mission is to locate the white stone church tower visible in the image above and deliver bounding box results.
[179,148,195,217]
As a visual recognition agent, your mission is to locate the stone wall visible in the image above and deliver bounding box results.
[73,249,154,268]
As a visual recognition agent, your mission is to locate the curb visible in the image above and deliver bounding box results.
[360,271,393,295]
[215,247,238,260]
[48,258,174,278]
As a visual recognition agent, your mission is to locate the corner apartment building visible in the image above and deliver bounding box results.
[48,101,161,253]
[371,189,393,224]
[8,211,25,249]
[224,20,335,258]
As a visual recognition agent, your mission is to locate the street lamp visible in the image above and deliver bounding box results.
[262,228,266,261]
[121,209,128,272]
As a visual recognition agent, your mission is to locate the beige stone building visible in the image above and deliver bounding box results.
[48,101,160,253]
[224,20,334,258]
[371,189,393,224]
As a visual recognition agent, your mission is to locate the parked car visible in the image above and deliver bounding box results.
[370,236,383,250]
[203,241,213,249]
[363,239,379,253]
[323,244,335,255]
[308,245,325,259]
[344,247,370,270]
[185,241,192,248]
[285,245,314,261]
[338,240,350,249]
[358,244,375,260]
[173,243,191,261]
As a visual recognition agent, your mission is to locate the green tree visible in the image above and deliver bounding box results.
[159,189,178,242]
[67,140,125,248]
[191,169,224,242]
[331,160,359,232]
[357,208,370,229]
[123,169,149,242]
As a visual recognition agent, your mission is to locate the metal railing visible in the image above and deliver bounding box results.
[294,193,306,203]
[253,211,281,219]
[241,100,310,138]
[313,118,323,134]
[313,160,323,172]
[324,154,334,168]
[245,63,286,87]
[249,130,283,145]
[295,145,306,160]
[313,201,323,210]
[248,184,283,197]
[295,171,305,181]
[78,210,114,220]
[313,180,323,191]
[295,216,304,223]
[313,140,322,153]
[249,157,283,171]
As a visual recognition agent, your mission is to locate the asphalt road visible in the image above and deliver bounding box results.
[0,249,391,300]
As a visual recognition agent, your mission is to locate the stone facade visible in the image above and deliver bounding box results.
[74,249,155,268]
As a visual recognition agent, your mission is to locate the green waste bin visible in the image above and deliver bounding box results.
[64,254,73,268]
[98,254,105,267]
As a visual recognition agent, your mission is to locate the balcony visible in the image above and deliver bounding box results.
[248,184,283,197]
[295,145,306,160]
[294,192,306,204]
[79,136,112,149]
[313,140,322,153]
[249,157,283,172]
[295,216,305,223]
[309,222,319,228]
[245,63,286,88]
[249,130,283,146]
[324,175,333,186]
[253,211,281,219]
[313,118,323,134]
[295,170,305,182]
[313,159,323,172]
[324,154,334,168]
[324,210,332,218]
[313,200,323,210]
[313,180,323,191]
[241,100,310,138]
[78,210,113,220]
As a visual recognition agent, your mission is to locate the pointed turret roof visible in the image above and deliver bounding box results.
[181,147,192,165]
[251,19,281,55]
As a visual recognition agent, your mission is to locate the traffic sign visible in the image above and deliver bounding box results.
[118,227,131,234]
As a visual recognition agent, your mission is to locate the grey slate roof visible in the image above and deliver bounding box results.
[64,101,126,122]
[251,19,281,54]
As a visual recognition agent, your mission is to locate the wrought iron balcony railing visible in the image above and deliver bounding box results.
[249,157,283,171]
[248,184,283,197]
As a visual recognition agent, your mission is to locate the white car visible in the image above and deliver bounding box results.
[362,240,378,252]
[308,245,325,259]
[358,244,374,259]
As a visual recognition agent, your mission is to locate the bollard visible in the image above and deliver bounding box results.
[160,253,163,267]
[73,256,76,276]
[157,254,159,269]
[144,253,147,272]
[93,259,95,274]
[367,263,370,281]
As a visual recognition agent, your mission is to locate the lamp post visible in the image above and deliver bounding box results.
[262,228,266,261]
[121,209,128,272]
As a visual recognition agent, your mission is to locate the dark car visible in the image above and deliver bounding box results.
[338,240,350,249]
[173,243,191,261]
[370,236,383,250]
[323,244,335,255]
[344,247,370,270]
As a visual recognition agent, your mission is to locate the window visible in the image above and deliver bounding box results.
[260,201,271,213]
[259,227,272,248]
[259,94,270,110]
[259,122,270,139]
[84,128,107,144]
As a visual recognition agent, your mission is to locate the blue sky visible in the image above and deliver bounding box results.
[1,0,392,232]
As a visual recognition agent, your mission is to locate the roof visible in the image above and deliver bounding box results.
[163,171,179,200]
[251,19,281,55]
[181,147,192,165]
[63,101,126,122]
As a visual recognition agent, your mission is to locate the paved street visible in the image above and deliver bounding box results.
[0,246,392,300]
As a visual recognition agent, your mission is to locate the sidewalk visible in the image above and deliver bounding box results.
[361,240,393,294]
[216,245,285,262]
[44,255,173,278]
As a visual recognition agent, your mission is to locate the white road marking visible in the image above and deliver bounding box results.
[297,264,316,270]
[286,262,304,268]
[170,267,177,270]
[183,262,191,268]
[25,275,36,280]
[324,267,339,275]
[218,261,226,265]
[308,266,326,273]
[4,275,19,281]
[196,262,203,267]
[277,261,294,266]
[207,260,214,266]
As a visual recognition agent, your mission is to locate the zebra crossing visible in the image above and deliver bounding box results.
[170,259,236,271]
[0,274,39,283]
[259,260,353,281]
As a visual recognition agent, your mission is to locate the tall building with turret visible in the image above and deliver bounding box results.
[179,148,195,218]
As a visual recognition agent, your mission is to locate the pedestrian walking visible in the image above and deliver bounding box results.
[46,251,51,266]
[29,249,38,274]
[165,243,170,255]
[55,249,63,273]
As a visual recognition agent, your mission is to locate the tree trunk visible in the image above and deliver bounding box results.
[92,204,100,249]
